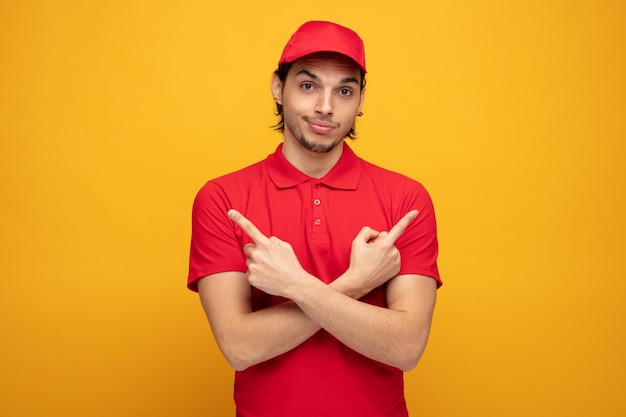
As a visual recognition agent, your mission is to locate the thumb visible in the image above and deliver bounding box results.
[354,226,381,244]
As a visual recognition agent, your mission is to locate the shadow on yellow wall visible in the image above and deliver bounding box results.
[1,1,624,416]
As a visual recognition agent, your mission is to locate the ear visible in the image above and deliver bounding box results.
[357,86,366,116]
[271,73,283,105]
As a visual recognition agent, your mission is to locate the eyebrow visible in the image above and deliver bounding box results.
[295,69,360,86]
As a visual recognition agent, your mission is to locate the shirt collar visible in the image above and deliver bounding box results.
[267,142,362,190]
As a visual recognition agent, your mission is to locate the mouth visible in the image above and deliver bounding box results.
[304,117,338,134]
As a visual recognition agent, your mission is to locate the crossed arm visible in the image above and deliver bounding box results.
[197,209,437,372]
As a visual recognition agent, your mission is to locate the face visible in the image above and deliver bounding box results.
[272,53,365,154]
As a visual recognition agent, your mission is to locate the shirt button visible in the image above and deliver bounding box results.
[313,199,321,206]
[314,218,322,226]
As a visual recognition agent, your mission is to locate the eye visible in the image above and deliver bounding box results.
[300,83,315,91]
[339,88,353,96]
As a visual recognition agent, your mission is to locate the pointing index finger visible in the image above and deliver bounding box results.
[386,210,419,244]
[228,209,269,245]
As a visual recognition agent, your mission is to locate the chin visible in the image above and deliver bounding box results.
[299,135,343,153]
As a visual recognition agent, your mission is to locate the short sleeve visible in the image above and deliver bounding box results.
[395,182,441,287]
[187,182,247,292]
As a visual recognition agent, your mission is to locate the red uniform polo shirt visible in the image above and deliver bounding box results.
[188,142,440,417]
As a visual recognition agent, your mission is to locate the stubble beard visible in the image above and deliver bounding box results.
[283,110,355,153]
[288,118,352,154]
[297,133,344,153]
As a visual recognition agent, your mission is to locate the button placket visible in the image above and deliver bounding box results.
[312,183,323,228]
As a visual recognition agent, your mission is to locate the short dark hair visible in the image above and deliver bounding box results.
[272,62,366,139]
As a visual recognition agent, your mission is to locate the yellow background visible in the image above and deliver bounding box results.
[1,1,624,416]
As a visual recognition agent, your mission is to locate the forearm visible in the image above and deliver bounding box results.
[221,300,320,371]
[224,277,384,369]
[290,274,435,371]
[201,272,367,371]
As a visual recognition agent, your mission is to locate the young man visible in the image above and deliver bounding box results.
[188,21,441,417]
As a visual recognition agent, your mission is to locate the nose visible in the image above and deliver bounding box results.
[315,89,333,116]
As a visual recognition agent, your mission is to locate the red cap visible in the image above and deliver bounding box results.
[278,21,366,73]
